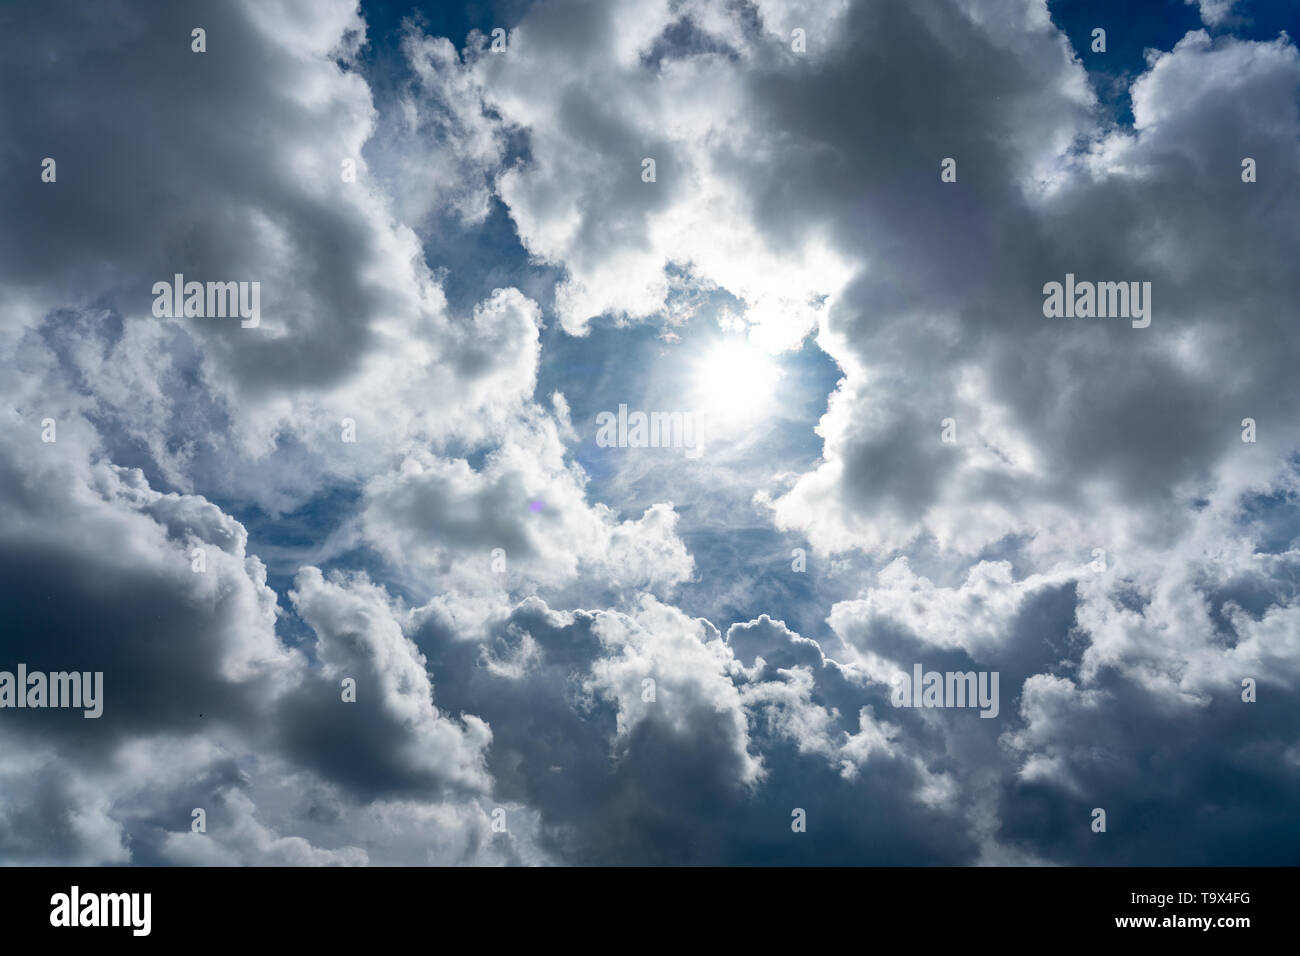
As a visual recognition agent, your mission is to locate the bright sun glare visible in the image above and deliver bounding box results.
[691,339,781,422]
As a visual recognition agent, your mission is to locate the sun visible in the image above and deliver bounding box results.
[690,338,781,423]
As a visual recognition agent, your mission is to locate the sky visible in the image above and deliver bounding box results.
[0,0,1298,866]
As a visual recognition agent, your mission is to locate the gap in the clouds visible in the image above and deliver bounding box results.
[420,197,563,319]
[359,0,538,81]
[537,294,849,643]
[1239,478,1300,554]
[1205,496,1300,637]
[1046,0,1300,126]
[217,486,367,654]
[969,532,1040,583]
[673,526,826,644]
[353,0,558,319]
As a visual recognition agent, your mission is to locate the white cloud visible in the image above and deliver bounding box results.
[1185,0,1240,27]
